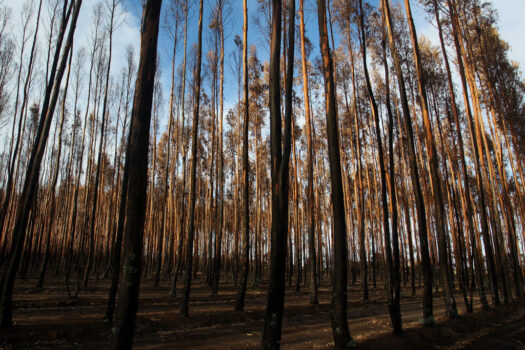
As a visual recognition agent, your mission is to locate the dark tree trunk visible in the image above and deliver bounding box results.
[317,0,353,347]
[381,0,434,326]
[170,0,188,298]
[0,0,81,327]
[111,0,162,348]
[180,0,204,317]
[403,0,458,318]
[104,102,133,324]
[432,0,476,311]
[36,47,72,288]
[261,0,293,347]
[359,0,402,333]
[0,0,43,243]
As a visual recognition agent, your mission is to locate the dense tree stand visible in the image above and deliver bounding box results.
[0,0,524,348]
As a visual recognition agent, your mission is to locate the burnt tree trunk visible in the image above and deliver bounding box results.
[0,0,81,327]
[180,0,204,317]
[317,0,353,347]
[111,0,162,348]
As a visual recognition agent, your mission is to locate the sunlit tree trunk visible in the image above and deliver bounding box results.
[180,0,204,317]
[381,0,434,326]
[447,0,500,306]
[381,9,403,333]
[212,0,226,297]
[358,0,400,332]
[403,0,458,318]
[171,0,189,298]
[299,0,317,304]
[235,0,250,311]
[83,0,119,288]
[431,0,479,311]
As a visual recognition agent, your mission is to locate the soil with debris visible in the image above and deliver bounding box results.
[1,275,524,349]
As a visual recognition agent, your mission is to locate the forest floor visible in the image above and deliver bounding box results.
[1,274,525,349]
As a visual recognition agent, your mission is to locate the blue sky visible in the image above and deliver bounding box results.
[2,0,524,132]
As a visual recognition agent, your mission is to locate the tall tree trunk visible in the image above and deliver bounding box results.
[111,0,162,347]
[261,0,293,347]
[235,0,250,311]
[83,0,118,288]
[180,0,204,317]
[359,0,401,332]
[0,0,82,327]
[36,46,73,288]
[379,6,403,333]
[104,59,134,322]
[317,0,353,347]
[432,0,479,311]
[171,0,189,298]
[211,0,226,297]
[299,0,317,304]
[104,117,132,322]
[0,0,43,243]
[156,2,179,288]
[381,0,434,326]
[346,33,368,296]
[403,0,458,318]
[447,0,499,306]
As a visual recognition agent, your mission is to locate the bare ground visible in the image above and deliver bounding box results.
[1,274,525,349]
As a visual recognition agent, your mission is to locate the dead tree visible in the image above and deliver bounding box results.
[111,0,162,348]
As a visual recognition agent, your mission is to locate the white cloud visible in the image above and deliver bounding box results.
[0,0,142,160]
[2,0,141,86]
[493,0,525,75]
[410,0,524,78]
[73,0,141,78]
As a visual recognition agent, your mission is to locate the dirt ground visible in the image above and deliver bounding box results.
[1,274,525,349]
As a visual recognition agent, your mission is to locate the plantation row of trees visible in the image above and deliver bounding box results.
[0,0,524,348]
